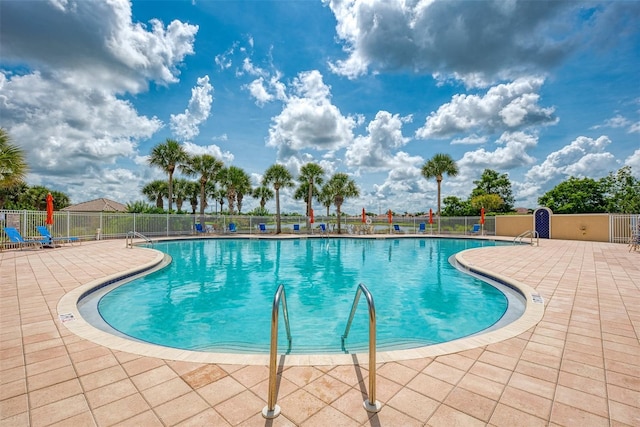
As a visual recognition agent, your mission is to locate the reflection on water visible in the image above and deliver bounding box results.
[99,238,508,354]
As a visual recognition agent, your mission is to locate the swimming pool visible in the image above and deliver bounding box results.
[87,238,521,355]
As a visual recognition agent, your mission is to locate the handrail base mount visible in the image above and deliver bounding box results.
[262,404,281,419]
[364,400,382,413]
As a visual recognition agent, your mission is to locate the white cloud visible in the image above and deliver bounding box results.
[451,134,488,145]
[458,131,538,170]
[415,77,557,139]
[170,75,214,140]
[525,135,617,184]
[624,149,640,177]
[324,0,577,84]
[345,111,414,170]
[182,141,235,164]
[267,70,356,159]
[1,0,198,93]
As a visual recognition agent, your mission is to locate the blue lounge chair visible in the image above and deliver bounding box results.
[259,223,267,233]
[319,224,327,234]
[470,224,481,234]
[393,224,404,233]
[228,223,237,233]
[293,224,300,233]
[36,226,79,245]
[195,223,206,233]
[3,227,46,250]
[418,223,426,233]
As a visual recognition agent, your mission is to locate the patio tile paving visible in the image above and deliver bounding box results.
[1,237,638,426]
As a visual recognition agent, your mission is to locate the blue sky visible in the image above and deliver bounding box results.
[1,0,639,214]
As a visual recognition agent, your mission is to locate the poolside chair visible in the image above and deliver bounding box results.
[228,223,237,233]
[36,226,79,245]
[470,224,481,234]
[318,224,327,234]
[293,224,300,233]
[393,224,404,234]
[3,227,46,250]
[259,223,267,233]
[195,223,206,233]
[418,223,426,233]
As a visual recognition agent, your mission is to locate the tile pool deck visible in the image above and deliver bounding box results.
[1,237,638,426]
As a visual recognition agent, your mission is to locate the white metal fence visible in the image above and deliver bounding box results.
[609,214,640,244]
[0,209,495,244]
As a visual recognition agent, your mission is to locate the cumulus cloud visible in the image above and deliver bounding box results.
[624,149,640,176]
[415,77,557,139]
[267,70,357,159]
[458,131,538,171]
[345,111,414,170]
[525,135,617,184]
[324,0,576,84]
[0,0,198,93]
[182,141,235,164]
[170,76,214,141]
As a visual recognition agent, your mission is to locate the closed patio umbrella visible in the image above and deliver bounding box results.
[46,193,54,225]
[362,208,366,223]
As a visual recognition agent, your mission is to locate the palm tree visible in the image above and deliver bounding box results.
[262,164,294,234]
[298,162,325,230]
[0,128,28,209]
[142,180,169,209]
[421,153,459,233]
[318,184,334,217]
[220,166,252,214]
[180,154,224,225]
[172,178,192,212]
[325,173,360,234]
[252,185,274,211]
[185,181,200,214]
[148,138,188,213]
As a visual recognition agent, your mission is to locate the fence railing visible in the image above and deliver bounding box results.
[0,210,494,244]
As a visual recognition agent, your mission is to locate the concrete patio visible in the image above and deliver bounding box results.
[1,237,638,426]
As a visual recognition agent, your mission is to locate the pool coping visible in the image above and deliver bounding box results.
[57,237,545,366]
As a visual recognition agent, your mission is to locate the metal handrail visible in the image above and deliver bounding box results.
[262,284,292,419]
[125,231,152,248]
[341,283,382,413]
[514,230,539,246]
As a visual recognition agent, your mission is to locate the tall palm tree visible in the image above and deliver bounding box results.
[318,184,334,217]
[325,173,360,234]
[180,154,224,225]
[298,162,325,230]
[421,153,459,233]
[262,164,294,234]
[142,180,169,209]
[252,185,274,211]
[220,166,252,215]
[172,178,192,212]
[148,138,188,213]
[0,128,28,209]
[185,181,200,214]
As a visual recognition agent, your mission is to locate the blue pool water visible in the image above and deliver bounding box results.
[97,238,511,354]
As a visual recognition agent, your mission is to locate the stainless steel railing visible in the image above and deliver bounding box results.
[341,283,382,413]
[262,284,292,419]
[125,231,153,248]
[514,230,539,246]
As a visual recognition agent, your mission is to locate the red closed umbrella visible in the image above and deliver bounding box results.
[428,208,433,224]
[480,207,485,225]
[309,208,314,224]
[362,208,366,223]
[387,209,393,224]
[46,193,54,225]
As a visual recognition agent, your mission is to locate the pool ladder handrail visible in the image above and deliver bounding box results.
[125,231,153,248]
[514,230,539,246]
[262,284,292,419]
[341,283,382,413]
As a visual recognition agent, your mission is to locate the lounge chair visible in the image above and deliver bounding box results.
[293,224,300,233]
[318,224,327,234]
[195,223,206,233]
[418,223,426,233]
[393,224,404,233]
[3,227,46,250]
[470,224,481,234]
[228,223,237,233]
[36,226,79,245]
[259,223,267,233]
